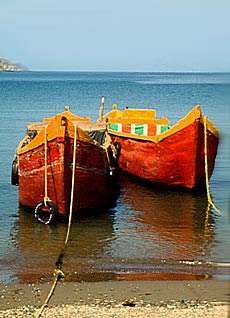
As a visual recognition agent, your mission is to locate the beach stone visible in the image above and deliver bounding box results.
[122,298,136,306]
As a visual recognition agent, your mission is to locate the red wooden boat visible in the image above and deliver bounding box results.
[11,107,118,224]
[103,104,219,190]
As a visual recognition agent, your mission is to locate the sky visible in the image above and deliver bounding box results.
[0,0,230,71]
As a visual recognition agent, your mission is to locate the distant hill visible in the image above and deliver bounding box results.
[0,58,27,71]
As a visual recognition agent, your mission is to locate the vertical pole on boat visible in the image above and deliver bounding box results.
[98,96,105,121]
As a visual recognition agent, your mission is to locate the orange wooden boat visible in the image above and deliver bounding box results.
[11,107,118,224]
[103,104,219,190]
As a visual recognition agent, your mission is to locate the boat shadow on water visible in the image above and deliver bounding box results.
[11,173,219,283]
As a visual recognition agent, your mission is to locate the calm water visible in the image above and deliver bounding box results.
[0,72,229,284]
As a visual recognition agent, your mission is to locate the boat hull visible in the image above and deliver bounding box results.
[15,110,118,219]
[110,119,218,189]
[18,136,116,217]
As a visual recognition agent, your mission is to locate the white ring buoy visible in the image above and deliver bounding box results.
[34,200,57,225]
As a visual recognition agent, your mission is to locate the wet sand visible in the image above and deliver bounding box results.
[0,280,229,317]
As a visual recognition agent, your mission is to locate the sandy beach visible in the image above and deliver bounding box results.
[0,280,229,317]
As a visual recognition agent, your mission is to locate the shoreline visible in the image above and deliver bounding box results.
[0,280,229,317]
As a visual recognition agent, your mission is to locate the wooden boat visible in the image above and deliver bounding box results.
[11,107,119,224]
[102,103,219,190]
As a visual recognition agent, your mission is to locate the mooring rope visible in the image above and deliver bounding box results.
[34,124,77,318]
[44,125,50,204]
[65,123,77,245]
[203,115,221,215]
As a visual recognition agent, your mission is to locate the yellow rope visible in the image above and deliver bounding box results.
[44,126,50,204]
[34,124,77,318]
[204,116,221,214]
[34,276,58,318]
[65,123,77,245]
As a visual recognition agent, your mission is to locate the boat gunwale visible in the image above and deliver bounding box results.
[106,105,219,143]
[17,111,107,155]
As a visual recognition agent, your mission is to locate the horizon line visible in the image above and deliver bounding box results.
[14,69,230,74]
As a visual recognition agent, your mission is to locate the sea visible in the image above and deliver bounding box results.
[0,71,229,284]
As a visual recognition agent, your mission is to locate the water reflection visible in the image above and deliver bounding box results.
[13,208,116,283]
[11,174,217,283]
[110,174,215,261]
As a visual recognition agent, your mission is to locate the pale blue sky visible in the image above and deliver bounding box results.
[1,0,229,71]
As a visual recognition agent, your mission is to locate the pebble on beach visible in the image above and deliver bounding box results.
[0,302,228,318]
